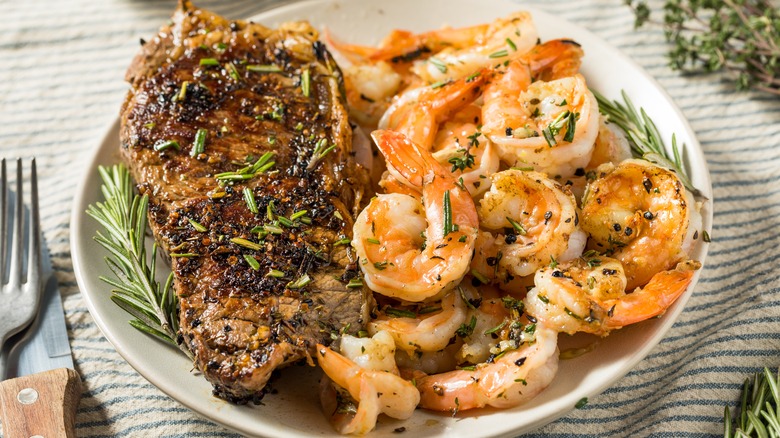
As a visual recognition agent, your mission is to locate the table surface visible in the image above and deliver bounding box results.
[2,0,779,436]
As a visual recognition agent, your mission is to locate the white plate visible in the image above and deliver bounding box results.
[71,0,713,436]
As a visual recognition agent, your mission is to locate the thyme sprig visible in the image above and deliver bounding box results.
[626,0,780,96]
[724,367,780,437]
[593,89,701,197]
[86,164,193,360]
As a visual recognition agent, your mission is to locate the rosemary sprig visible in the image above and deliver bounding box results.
[86,164,193,360]
[626,0,780,96]
[592,89,701,197]
[724,367,780,438]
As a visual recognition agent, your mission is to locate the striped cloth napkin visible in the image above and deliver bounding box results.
[2,0,778,436]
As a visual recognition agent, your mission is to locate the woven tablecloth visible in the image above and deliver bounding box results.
[2,0,779,436]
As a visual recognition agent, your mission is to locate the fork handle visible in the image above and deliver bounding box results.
[0,368,82,438]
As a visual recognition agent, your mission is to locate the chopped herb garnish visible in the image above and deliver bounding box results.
[443,190,453,236]
[448,149,476,172]
[170,253,198,258]
[456,315,477,337]
[230,237,263,251]
[506,38,517,51]
[373,261,389,270]
[153,140,180,152]
[301,68,311,97]
[466,71,481,82]
[575,397,588,409]
[307,138,337,170]
[225,62,240,81]
[484,321,507,335]
[418,306,442,314]
[549,256,558,269]
[290,210,308,221]
[267,269,285,278]
[506,217,527,235]
[199,58,220,66]
[385,307,417,318]
[489,49,509,58]
[247,64,282,73]
[471,269,489,284]
[703,230,711,242]
[346,277,364,288]
[287,274,312,290]
[428,57,448,73]
[191,128,208,157]
[243,188,258,214]
[177,81,189,101]
[431,80,452,89]
[243,254,260,270]
[333,238,351,246]
[367,238,380,245]
[188,218,207,233]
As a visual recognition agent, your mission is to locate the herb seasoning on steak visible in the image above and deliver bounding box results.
[119,0,373,403]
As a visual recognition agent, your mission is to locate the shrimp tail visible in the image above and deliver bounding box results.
[322,28,379,64]
[525,38,584,81]
[371,129,431,187]
[604,259,701,329]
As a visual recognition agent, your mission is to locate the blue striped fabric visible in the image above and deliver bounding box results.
[1,0,778,436]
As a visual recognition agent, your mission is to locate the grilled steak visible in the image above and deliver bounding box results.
[119,0,373,403]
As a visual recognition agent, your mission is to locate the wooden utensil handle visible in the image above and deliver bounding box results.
[0,368,82,438]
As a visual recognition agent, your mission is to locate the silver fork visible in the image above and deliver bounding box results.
[0,158,42,379]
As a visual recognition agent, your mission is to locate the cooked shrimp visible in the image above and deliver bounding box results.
[339,330,399,374]
[431,122,500,198]
[454,283,520,365]
[353,130,478,302]
[524,256,701,336]
[484,72,599,178]
[368,290,468,354]
[415,320,559,411]
[378,70,487,150]
[470,169,587,284]
[343,61,403,128]
[580,159,701,290]
[317,339,419,435]
[409,12,539,83]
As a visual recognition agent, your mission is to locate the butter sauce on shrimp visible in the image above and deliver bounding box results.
[580,159,702,290]
[416,320,559,411]
[368,290,468,355]
[353,130,478,302]
[524,256,701,336]
[318,333,419,435]
[471,169,587,284]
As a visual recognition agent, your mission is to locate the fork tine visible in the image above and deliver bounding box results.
[7,159,23,290]
[27,158,40,287]
[0,158,5,284]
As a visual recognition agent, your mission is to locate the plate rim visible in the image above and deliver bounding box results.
[70,0,713,436]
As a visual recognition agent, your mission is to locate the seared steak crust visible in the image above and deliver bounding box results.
[120,1,372,402]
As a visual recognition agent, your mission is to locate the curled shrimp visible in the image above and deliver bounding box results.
[524,256,701,336]
[317,334,419,435]
[415,320,559,411]
[470,169,587,284]
[353,130,478,302]
[368,290,468,355]
[580,159,702,290]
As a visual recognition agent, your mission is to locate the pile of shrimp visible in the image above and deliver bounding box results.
[316,12,704,435]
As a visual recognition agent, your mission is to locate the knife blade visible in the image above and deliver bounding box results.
[0,229,81,437]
